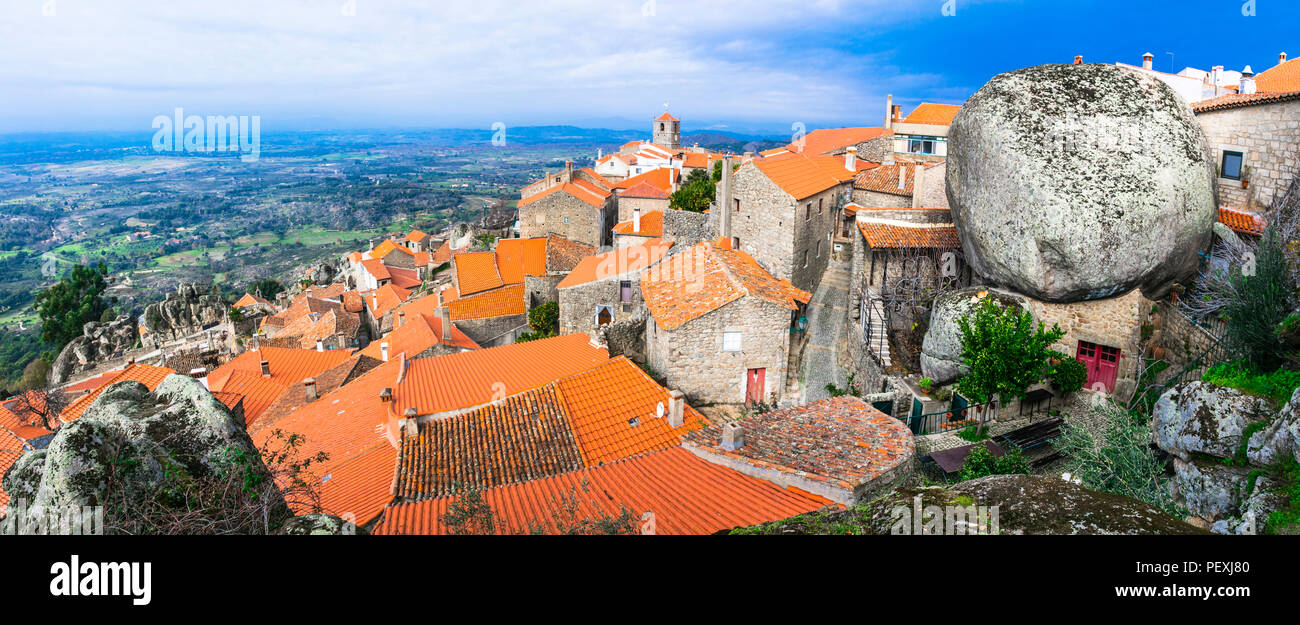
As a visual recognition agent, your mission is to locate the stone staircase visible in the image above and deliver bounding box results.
[784,261,852,405]
[863,287,891,369]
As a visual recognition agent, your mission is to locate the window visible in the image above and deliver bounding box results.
[722,332,742,352]
[803,250,809,267]
[806,203,812,220]
[818,198,824,214]
[908,137,937,154]
[1221,150,1244,180]
[596,306,613,327]
[734,198,741,212]
[619,280,632,303]
[817,240,823,257]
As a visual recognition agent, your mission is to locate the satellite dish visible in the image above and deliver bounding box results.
[656,402,665,418]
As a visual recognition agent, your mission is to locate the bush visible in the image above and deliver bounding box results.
[1202,360,1300,405]
[1053,401,1184,517]
[1049,355,1088,394]
[958,443,1030,481]
[955,296,1065,405]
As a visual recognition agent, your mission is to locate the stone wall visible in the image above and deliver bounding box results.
[912,162,949,209]
[730,161,843,294]
[517,192,611,248]
[617,196,669,223]
[557,274,646,338]
[596,314,646,362]
[646,296,791,405]
[524,274,562,310]
[1024,288,1154,396]
[1196,98,1300,212]
[455,314,528,347]
[851,189,911,208]
[660,207,713,251]
[851,135,894,162]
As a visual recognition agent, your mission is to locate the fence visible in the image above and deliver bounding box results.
[901,395,997,436]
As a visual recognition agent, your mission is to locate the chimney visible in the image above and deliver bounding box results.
[379,387,392,403]
[316,339,324,352]
[844,146,858,172]
[721,422,745,450]
[564,160,573,183]
[1280,52,1288,66]
[1073,55,1083,65]
[260,360,270,377]
[304,378,317,402]
[633,207,642,233]
[597,147,603,159]
[1241,65,1257,94]
[439,306,452,342]
[397,310,405,328]
[667,390,684,427]
[402,408,418,437]
[893,104,901,123]
[1142,52,1153,70]
[371,292,378,311]
[380,341,390,362]
[898,164,908,191]
[884,94,893,129]
[719,155,734,239]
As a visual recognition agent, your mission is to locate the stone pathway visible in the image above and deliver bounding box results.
[797,259,851,404]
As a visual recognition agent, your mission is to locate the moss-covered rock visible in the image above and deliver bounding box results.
[278,513,368,536]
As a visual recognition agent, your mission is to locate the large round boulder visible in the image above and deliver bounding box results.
[921,287,1030,385]
[947,63,1216,302]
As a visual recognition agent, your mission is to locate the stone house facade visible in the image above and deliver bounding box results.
[1193,92,1300,213]
[556,240,672,337]
[517,189,615,248]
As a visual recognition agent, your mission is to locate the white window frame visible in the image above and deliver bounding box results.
[722,331,742,352]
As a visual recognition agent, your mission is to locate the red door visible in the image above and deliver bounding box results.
[1076,341,1120,392]
[746,368,766,405]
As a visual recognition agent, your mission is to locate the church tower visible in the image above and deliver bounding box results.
[653,111,681,150]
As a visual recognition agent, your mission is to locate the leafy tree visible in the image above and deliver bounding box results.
[246,278,284,300]
[669,168,714,213]
[1048,354,1088,394]
[516,301,559,343]
[955,297,1065,438]
[33,263,109,351]
[958,443,1031,482]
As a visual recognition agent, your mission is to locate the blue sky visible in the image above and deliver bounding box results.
[0,0,1295,135]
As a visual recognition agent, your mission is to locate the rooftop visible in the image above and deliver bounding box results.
[445,283,526,321]
[1254,55,1300,94]
[557,238,673,289]
[764,127,889,157]
[1191,90,1300,113]
[902,103,962,126]
[611,209,665,237]
[857,219,961,249]
[753,152,865,200]
[1218,206,1267,236]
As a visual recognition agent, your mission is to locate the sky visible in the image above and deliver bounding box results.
[0,0,1296,135]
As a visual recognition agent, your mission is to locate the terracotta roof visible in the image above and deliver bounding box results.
[655,111,680,122]
[371,239,416,259]
[1218,206,1267,236]
[234,293,271,308]
[612,210,665,238]
[680,151,722,169]
[452,251,504,296]
[373,446,827,535]
[684,396,914,490]
[60,368,127,394]
[857,220,961,249]
[494,237,547,284]
[545,234,596,273]
[557,238,673,289]
[854,162,918,196]
[60,364,176,422]
[348,251,363,264]
[387,267,422,290]
[365,284,413,319]
[0,425,31,509]
[1254,57,1300,94]
[641,239,811,331]
[518,182,608,209]
[261,307,362,350]
[556,357,708,465]
[769,127,889,157]
[207,347,354,392]
[391,333,608,417]
[0,391,56,440]
[404,229,429,243]
[753,152,861,200]
[612,167,676,194]
[393,383,585,500]
[361,259,392,281]
[431,241,451,266]
[619,181,669,199]
[256,354,382,429]
[217,370,291,427]
[1191,90,1300,113]
[445,284,526,321]
[360,312,479,360]
[903,103,962,126]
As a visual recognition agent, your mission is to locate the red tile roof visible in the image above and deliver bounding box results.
[60,364,176,422]
[857,220,961,249]
[1191,90,1300,113]
[452,251,504,296]
[612,167,676,194]
[404,229,429,243]
[767,127,889,157]
[233,293,271,309]
[518,182,608,209]
[0,391,55,440]
[60,368,127,394]
[494,237,547,284]
[445,284,526,321]
[655,112,680,122]
[360,312,480,360]
[1254,57,1300,94]
[618,180,670,199]
[361,259,392,281]
[207,347,354,392]
[854,162,919,196]
[387,267,422,290]
[217,370,291,427]
[365,284,413,319]
[611,209,665,237]
[544,234,596,273]
[372,239,416,259]
[557,238,673,289]
[0,425,32,509]
[753,152,862,200]
[1218,206,1267,236]
[903,103,962,126]
[641,239,811,331]
[373,446,828,535]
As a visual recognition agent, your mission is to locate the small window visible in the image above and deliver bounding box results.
[722,332,742,352]
[803,250,809,267]
[620,280,632,303]
[806,203,812,220]
[818,198,824,214]
[733,198,741,212]
[1221,151,1244,180]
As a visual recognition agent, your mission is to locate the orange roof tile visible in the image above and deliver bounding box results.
[641,240,811,331]
[452,251,504,296]
[545,234,596,273]
[517,182,608,209]
[60,364,176,422]
[618,180,670,199]
[371,239,416,259]
[557,239,673,289]
[366,284,413,319]
[360,312,479,361]
[857,220,961,249]
[60,368,128,394]
[754,152,860,200]
[391,333,608,417]
[612,167,676,193]
[611,209,665,237]
[556,357,708,465]
[431,241,451,266]
[388,266,422,290]
[903,103,961,126]
[233,293,271,309]
[445,284,526,321]
[655,111,680,122]
[373,446,827,535]
[1254,57,1300,94]
[494,237,547,284]
[854,162,918,196]
[404,229,429,243]
[0,391,56,440]
[1191,90,1300,113]
[207,347,354,392]
[218,370,291,427]
[772,127,889,156]
[361,259,392,281]
[0,426,32,509]
[1218,207,1267,236]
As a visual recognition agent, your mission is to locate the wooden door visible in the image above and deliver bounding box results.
[1076,340,1120,393]
[746,368,766,405]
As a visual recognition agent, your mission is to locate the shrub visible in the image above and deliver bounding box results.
[1048,355,1088,394]
[1053,401,1184,517]
[958,443,1030,481]
[1202,360,1300,405]
[955,296,1065,404]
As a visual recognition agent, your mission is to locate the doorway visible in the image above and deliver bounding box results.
[746,368,766,405]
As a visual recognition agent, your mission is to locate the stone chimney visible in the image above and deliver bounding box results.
[1281,52,1288,66]
[379,387,392,403]
[898,164,908,191]
[439,306,452,342]
[1073,55,1083,65]
[316,339,324,352]
[719,155,734,239]
[380,342,390,363]
[564,160,573,183]
[402,408,418,437]
[884,94,893,130]
[1241,66,1257,95]
[721,422,745,450]
[1142,52,1153,70]
[397,311,405,328]
[667,390,684,427]
[844,146,857,172]
[304,378,318,402]
[260,360,270,377]
[633,206,642,233]
[371,292,378,311]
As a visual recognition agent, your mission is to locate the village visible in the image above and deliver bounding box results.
[3,50,1300,536]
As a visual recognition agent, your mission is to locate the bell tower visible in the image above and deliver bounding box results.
[652,110,680,150]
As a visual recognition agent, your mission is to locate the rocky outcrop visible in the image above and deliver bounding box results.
[920,287,1030,384]
[49,315,138,385]
[140,283,228,345]
[734,474,1207,535]
[947,63,1216,302]
[278,513,368,536]
[1153,381,1300,534]
[308,262,338,286]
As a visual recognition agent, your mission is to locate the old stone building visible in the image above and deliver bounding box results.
[557,239,673,337]
[653,111,681,150]
[727,151,867,294]
[517,162,616,247]
[1193,90,1300,213]
[885,99,961,160]
[641,238,810,405]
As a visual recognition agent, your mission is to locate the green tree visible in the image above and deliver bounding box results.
[958,443,1031,481]
[1221,226,1295,371]
[34,263,109,351]
[246,278,285,300]
[669,169,714,213]
[515,301,559,343]
[955,297,1065,437]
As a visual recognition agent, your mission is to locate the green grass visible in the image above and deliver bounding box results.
[1203,361,1300,405]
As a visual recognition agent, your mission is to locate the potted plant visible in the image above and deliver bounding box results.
[918,377,934,394]
[1241,165,1251,189]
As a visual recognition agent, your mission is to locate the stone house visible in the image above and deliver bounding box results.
[557,239,673,337]
[1192,90,1300,213]
[640,238,811,405]
[885,99,961,160]
[759,127,890,160]
[615,180,670,223]
[727,150,867,294]
[516,162,616,248]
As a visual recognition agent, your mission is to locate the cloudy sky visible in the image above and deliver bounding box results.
[0,0,1295,134]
